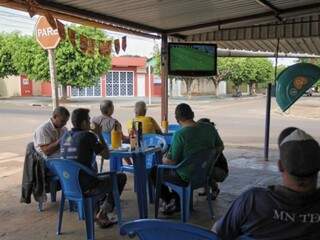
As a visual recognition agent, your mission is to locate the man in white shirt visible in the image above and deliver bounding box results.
[33,106,70,158]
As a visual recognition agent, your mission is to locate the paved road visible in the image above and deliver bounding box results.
[0,96,319,155]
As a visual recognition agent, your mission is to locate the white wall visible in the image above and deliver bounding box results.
[0,75,20,97]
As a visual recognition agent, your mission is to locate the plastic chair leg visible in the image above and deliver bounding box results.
[147,179,154,204]
[154,170,163,219]
[111,173,122,225]
[84,198,95,240]
[206,184,214,219]
[50,180,58,202]
[57,193,65,235]
[100,157,104,173]
[190,190,194,211]
[38,201,44,212]
[181,187,191,222]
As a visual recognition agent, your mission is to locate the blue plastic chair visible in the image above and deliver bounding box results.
[50,159,122,240]
[100,132,111,172]
[155,149,219,222]
[121,134,167,203]
[38,160,60,211]
[168,124,181,133]
[120,219,220,240]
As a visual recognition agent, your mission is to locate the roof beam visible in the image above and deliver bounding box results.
[166,2,320,34]
[0,0,161,39]
[185,19,320,42]
[36,0,164,34]
[255,0,282,21]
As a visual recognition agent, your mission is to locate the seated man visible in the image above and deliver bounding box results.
[91,100,127,142]
[151,103,224,214]
[213,127,320,240]
[60,108,127,228]
[127,101,162,134]
[33,106,70,158]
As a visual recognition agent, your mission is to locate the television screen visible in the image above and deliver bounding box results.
[168,43,217,76]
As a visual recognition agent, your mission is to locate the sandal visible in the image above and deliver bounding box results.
[95,218,117,229]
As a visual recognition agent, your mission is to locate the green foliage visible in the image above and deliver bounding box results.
[55,25,111,87]
[0,33,18,78]
[246,58,273,84]
[217,57,273,92]
[0,25,111,88]
[9,34,49,81]
[218,58,247,87]
[152,44,161,76]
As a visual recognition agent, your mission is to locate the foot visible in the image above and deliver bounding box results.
[95,217,117,229]
[162,198,180,215]
[95,211,117,229]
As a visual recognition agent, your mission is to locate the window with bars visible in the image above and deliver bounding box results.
[70,80,102,97]
[106,71,134,96]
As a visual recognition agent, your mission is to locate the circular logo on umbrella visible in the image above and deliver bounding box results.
[289,88,298,96]
[293,76,308,90]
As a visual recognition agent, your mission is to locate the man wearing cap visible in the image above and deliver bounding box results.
[212,127,320,239]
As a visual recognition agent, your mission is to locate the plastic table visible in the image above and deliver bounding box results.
[109,146,161,218]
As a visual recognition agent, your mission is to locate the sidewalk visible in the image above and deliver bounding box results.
[0,94,265,108]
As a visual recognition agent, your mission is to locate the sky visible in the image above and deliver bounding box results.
[0,6,295,65]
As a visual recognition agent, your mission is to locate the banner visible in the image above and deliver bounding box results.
[44,12,57,30]
[56,20,66,40]
[122,36,127,52]
[79,35,88,53]
[68,28,76,48]
[114,39,120,54]
[87,38,95,56]
[99,40,112,57]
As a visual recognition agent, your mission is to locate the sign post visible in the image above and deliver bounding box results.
[35,16,61,109]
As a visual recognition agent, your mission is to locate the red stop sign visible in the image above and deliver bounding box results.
[35,16,61,49]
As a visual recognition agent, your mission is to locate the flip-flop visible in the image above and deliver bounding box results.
[96,218,117,229]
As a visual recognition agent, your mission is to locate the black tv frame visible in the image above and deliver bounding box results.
[168,42,217,77]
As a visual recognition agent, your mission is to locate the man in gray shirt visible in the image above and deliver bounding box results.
[213,127,320,240]
[33,106,70,158]
[91,100,123,134]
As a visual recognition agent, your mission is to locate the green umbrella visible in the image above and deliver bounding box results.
[276,63,320,112]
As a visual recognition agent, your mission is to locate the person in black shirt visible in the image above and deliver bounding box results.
[60,108,126,228]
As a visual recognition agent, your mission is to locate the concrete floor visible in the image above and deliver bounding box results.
[0,147,281,240]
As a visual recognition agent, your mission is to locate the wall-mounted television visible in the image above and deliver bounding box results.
[168,43,217,76]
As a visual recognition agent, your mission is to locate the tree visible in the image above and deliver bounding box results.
[152,44,161,76]
[220,58,248,95]
[7,25,111,99]
[245,58,273,95]
[182,77,195,99]
[0,33,18,78]
[209,58,230,96]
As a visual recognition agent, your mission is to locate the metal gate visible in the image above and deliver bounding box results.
[70,81,102,97]
[106,71,134,97]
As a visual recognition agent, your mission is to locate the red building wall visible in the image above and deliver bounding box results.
[20,75,33,96]
[145,73,161,97]
[41,82,52,96]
